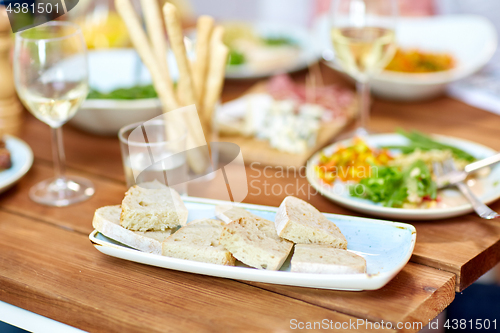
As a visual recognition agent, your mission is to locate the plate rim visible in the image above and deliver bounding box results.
[0,135,34,194]
[89,196,416,291]
[306,133,500,220]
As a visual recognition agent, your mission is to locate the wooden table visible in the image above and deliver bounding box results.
[1,64,499,332]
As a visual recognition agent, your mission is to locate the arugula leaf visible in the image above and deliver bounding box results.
[350,160,437,207]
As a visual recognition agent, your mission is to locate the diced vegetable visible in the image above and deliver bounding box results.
[315,138,393,183]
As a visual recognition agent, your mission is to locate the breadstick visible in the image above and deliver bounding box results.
[163,3,197,107]
[203,26,229,127]
[115,0,178,112]
[140,0,177,106]
[117,0,208,173]
[192,15,214,107]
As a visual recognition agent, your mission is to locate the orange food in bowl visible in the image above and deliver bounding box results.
[385,48,455,73]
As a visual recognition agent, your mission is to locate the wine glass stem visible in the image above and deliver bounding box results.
[356,80,371,134]
[51,126,66,180]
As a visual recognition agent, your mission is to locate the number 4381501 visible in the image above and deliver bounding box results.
[444,319,496,330]
[6,2,62,14]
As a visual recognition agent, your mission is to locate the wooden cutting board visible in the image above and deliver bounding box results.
[218,81,357,167]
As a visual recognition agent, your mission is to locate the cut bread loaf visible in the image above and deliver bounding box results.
[162,219,235,266]
[291,244,366,274]
[215,205,261,224]
[220,216,293,270]
[120,181,188,231]
[275,196,347,249]
[93,205,172,255]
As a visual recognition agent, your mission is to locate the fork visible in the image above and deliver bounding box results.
[433,159,500,219]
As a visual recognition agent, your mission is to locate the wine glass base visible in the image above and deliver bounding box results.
[29,176,95,207]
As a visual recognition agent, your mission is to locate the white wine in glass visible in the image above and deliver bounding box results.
[14,22,94,206]
[330,0,397,137]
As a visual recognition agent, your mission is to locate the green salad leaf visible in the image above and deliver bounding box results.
[88,84,158,100]
[350,160,437,208]
[227,49,246,65]
[262,36,296,46]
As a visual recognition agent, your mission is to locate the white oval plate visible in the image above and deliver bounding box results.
[90,197,416,291]
[0,135,33,194]
[307,134,500,220]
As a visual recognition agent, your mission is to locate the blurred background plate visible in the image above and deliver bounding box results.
[224,22,322,79]
[0,135,33,194]
[315,15,497,101]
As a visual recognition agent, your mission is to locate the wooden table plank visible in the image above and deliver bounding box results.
[0,211,396,333]
[248,262,455,329]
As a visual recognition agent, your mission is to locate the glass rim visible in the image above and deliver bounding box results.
[16,21,83,42]
[118,119,188,148]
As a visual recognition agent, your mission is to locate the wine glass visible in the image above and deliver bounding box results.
[330,0,397,137]
[14,21,94,206]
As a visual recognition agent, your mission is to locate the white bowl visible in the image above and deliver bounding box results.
[316,15,497,101]
[70,49,179,136]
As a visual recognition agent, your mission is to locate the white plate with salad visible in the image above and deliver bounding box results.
[223,22,321,79]
[306,131,500,220]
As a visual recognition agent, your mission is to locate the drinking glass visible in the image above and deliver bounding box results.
[330,0,397,137]
[119,117,188,196]
[14,22,94,206]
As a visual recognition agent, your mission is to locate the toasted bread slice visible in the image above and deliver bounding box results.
[291,244,366,274]
[120,181,188,231]
[275,196,347,248]
[220,216,293,270]
[215,205,261,224]
[162,219,235,266]
[93,205,172,255]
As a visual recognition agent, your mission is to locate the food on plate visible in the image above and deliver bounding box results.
[384,130,475,162]
[94,187,365,273]
[92,205,172,255]
[350,160,437,208]
[215,205,260,224]
[315,138,392,183]
[87,85,158,100]
[314,130,480,209]
[162,219,235,266]
[0,138,12,171]
[217,74,355,154]
[385,48,455,73]
[291,244,366,274]
[275,196,347,248]
[220,216,293,270]
[223,23,301,73]
[120,181,188,231]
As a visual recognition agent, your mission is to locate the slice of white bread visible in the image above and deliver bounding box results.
[93,205,172,255]
[120,181,188,231]
[291,244,366,274]
[215,205,260,224]
[220,216,293,270]
[162,219,235,266]
[275,196,347,249]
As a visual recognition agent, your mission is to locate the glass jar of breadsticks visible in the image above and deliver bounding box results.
[115,0,228,183]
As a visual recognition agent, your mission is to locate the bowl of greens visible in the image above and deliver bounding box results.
[70,49,177,135]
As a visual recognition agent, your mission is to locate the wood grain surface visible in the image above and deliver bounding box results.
[1,63,499,332]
